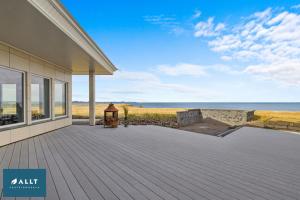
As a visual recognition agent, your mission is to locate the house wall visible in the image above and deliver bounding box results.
[0,42,72,146]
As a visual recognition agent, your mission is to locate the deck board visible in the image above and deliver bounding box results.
[33,137,58,200]
[38,136,74,200]
[0,125,300,200]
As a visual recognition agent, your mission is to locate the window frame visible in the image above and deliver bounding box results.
[54,79,68,119]
[31,73,51,123]
[0,65,26,129]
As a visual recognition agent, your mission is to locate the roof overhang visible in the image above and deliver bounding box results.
[0,0,117,75]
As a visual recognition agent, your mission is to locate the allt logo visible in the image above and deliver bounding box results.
[10,178,39,185]
[3,169,46,197]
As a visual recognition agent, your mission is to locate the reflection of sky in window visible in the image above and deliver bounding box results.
[2,84,16,102]
[31,84,39,103]
[55,83,64,101]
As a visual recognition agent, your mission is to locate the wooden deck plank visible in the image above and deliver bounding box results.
[50,130,136,200]
[145,126,300,183]
[44,133,105,200]
[0,125,300,200]
[94,126,299,200]
[33,137,59,200]
[126,126,300,199]
[53,130,167,200]
[28,138,44,200]
[1,142,21,200]
[38,136,74,200]
[66,128,210,200]
[105,136,289,200]
[41,134,89,200]
[9,141,21,169]
[69,129,230,200]
[71,126,252,200]
[78,126,300,198]
[0,144,14,199]
[46,131,119,200]
[18,140,30,200]
[47,133,151,200]
[0,146,7,165]
[71,126,255,200]
[28,138,38,168]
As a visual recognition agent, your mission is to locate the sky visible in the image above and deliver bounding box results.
[61,0,300,102]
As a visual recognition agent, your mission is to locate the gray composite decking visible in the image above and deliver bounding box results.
[0,125,300,200]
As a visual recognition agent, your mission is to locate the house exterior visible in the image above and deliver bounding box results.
[0,0,117,146]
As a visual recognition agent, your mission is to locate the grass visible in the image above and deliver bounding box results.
[72,103,300,127]
[253,110,300,123]
[72,103,186,120]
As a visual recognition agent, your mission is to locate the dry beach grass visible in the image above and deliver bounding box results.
[72,103,186,119]
[72,103,300,131]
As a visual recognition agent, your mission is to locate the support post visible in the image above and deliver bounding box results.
[89,69,96,126]
[26,72,32,125]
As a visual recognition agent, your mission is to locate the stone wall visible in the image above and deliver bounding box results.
[176,109,202,127]
[176,109,255,127]
[201,109,255,126]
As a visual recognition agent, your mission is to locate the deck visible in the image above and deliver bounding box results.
[0,125,300,200]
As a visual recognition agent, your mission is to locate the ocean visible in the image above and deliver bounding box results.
[129,102,300,111]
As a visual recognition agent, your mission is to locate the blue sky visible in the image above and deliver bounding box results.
[61,0,300,102]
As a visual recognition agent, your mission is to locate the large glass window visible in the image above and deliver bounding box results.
[55,81,67,117]
[31,75,50,121]
[0,67,24,126]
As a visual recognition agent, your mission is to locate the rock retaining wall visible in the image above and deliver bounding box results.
[176,109,202,127]
[201,109,255,126]
[177,109,255,127]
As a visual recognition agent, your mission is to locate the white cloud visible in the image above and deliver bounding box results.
[194,17,225,37]
[205,8,300,86]
[192,10,202,19]
[215,23,225,32]
[97,70,219,101]
[244,61,300,86]
[112,71,160,82]
[253,8,272,20]
[291,4,300,9]
[220,55,232,61]
[157,63,207,77]
[144,15,189,35]
[144,15,178,26]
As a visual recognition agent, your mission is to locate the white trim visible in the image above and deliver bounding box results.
[54,80,68,119]
[31,117,51,124]
[27,0,117,74]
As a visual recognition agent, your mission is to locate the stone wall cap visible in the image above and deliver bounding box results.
[200,108,255,112]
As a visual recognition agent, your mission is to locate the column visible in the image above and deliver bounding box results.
[51,79,55,120]
[89,69,96,126]
[26,72,32,125]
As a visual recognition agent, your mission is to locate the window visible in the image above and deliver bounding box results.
[55,81,67,117]
[31,75,50,121]
[0,67,24,126]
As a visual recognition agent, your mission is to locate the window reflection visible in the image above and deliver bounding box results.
[31,75,50,121]
[0,67,24,126]
[55,81,67,117]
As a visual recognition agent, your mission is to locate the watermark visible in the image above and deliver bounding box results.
[3,169,46,197]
